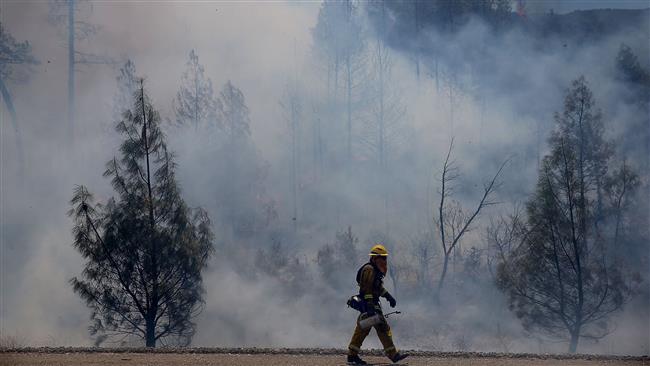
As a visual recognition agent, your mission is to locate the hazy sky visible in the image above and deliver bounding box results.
[1,0,648,354]
[0,0,320,346]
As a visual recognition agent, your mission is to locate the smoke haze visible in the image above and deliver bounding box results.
[1,0,648,355]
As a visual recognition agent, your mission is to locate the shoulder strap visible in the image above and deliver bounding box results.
[356,262,372,285]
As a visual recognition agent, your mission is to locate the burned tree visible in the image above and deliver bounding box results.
[69,81,214,347]
[0,20,38,177]
[312,0,367,169]
[49,0,114,140]
[280,81,303,233]
[360,39,408,172]
[496,77,637,353]
[434,138,507,296]
[410,229,438,291]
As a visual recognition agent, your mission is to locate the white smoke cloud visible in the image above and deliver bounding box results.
[1,0,647,355]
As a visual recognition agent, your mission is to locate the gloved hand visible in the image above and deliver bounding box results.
[384,292,397,308]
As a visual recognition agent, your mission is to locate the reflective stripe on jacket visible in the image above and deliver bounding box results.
[357,263,387,305]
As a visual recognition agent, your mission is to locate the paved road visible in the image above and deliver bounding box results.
[1,353,648,366]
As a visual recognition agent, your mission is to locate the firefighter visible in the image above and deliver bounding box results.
[347,244,408,365]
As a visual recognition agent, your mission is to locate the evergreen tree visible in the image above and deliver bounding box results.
[361,40,408,171]
[497,77,636,353]
[210,80,272,238]
[615,43,650,171]
[612,44,649,279]
[220,80,251,139]
[69,81,214,347]
[312,0,367,166]
[113,59,139,121]
[172,49,221,131]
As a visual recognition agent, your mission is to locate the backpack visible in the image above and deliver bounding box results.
[356,262,384,289]
[348,262,384,313]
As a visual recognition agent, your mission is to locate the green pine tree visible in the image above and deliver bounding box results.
[497,77,637,353]
[69,80,214,347]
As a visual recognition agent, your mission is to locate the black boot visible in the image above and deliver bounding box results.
[389,352,409,363]
[347,354,368,365]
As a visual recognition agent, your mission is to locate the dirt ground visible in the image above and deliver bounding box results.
[1,353,648,366]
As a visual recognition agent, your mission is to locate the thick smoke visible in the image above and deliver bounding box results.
[1,0,648,355]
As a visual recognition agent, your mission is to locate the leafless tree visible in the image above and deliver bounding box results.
[359,41,409,171]
[279,80,303,233]
[484,205,529,279]
[49,0,115,141]
[312,0,367,170]
[434,138,507,296]
[409,229,438,292]
[0,20,38,179]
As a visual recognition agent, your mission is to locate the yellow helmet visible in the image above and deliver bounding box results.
[369,244,388,256]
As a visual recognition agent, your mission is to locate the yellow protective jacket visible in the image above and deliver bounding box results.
[356,262,388,309]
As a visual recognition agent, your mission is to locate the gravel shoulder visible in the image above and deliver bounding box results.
[1,349,648,366]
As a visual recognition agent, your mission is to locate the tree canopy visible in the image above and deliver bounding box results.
[496,77,637,353]
[69,81,214,347]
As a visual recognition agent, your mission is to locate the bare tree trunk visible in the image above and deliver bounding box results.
[378,42,385,171]
[68,0,75,141]
[575,107,586,349]
[568,330,580,354]
[291,96,299,233]
[435,140,507,298]
[377,2,389,233]
[146,315,156,347]
[436,142,451,298]
[413,0,420,83]
[437,253,449,294]
[345,0,353,169]
[142,84,159,347]
[346,54,352,167]
[560,138,584,355]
